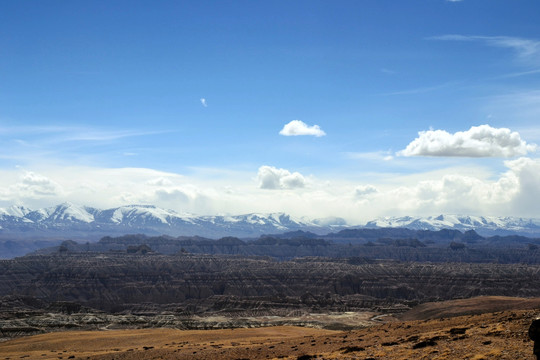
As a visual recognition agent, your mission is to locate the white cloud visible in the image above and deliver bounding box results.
[200,98,207,107]
[398,125,537,157]
[279,120,326,137]
[257,166,306,190]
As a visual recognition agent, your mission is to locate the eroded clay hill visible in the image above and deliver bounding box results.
[2,253,540,313]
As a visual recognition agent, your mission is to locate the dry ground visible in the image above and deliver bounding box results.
[0,310,538,360]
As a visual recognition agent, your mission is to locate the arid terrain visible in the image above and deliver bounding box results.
[1,298,539,359]
[3,241,540,359]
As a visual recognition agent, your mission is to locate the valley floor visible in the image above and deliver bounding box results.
[1,308,538,360]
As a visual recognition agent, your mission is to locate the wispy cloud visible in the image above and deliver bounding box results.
[0,124,174,167]
[398,124,537,158]
[429,35,540,65]
[60,129,168,142]
[483,90,540,127]
[381,68,396,75]
[383,81,460,96]
[493,68,540,79]
[200,98,208,107]
[0,125,169,143]
[279,120,326,137]
[347,151,394,162]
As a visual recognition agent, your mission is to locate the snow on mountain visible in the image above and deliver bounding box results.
[365,214,540,235]
[3,203,539,239]
[109,205,172,225]
[0,205,32,217]
[0,204,347,238]
[48,203,95,223]
[219,213,311,229]
[24,203,95,223]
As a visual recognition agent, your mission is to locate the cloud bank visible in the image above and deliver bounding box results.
[279,120,326,137]
[257,166,306,189]
[1,157,540,223]
[398,125,537,157]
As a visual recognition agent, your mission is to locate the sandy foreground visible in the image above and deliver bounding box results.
[1,309,539,359]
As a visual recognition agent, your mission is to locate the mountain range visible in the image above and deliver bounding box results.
[1,203,540,239]
[0,202,347,239]
[1,202,540,259]
[365,214,540,236]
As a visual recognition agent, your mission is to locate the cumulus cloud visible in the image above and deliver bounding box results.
[398,125,537,157]
[17,172,63,197]
[257,166,306,190]
[279,120,326,137]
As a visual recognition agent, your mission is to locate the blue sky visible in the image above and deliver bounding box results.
[1,0,540,222]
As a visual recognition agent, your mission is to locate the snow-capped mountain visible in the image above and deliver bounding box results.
[2,203,540,241]
[365,214,540,236]
[0,203,346,239]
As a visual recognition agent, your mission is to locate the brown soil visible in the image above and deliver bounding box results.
[400,296,540,321]
[1,308,539,360]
